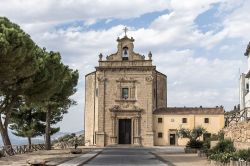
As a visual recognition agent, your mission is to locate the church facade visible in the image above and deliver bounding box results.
[84,34,224,147]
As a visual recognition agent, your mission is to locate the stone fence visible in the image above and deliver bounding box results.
[224,121,250,149]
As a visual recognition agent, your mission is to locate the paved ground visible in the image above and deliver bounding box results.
[0,146,211,166]
[151,146,185,154]
[156,153,210,166]
[84,148,167,166]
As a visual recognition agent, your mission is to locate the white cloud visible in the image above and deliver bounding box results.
[0,0,170,25]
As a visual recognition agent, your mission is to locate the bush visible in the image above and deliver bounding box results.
[186,139,203,149]
[218,130,224,141]
[202,140,210,149]
[207,139,236,164]
[209,152,234,163]
[236,149,250,161]
[210,139,235,154]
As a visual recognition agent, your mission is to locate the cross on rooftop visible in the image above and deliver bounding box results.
[123,27,128,36]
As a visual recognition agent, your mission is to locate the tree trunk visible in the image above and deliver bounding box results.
[45,106,51,150]
[0,96,17,147]
[28,137,32,150]
[0,122,13,155]
[0,123,11,146]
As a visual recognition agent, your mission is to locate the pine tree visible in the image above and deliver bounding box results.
[0,17,79,150]
[9,102,61,148]
[0,17,41,146]
[43,63,79,150]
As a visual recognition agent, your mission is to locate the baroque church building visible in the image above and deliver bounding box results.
[85,34,224,147]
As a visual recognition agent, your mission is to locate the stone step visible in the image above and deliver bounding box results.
[58,150,102,166]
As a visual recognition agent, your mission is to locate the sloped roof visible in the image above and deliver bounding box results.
[153,107,224,115]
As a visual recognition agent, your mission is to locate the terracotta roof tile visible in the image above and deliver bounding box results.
[153,107,224,115]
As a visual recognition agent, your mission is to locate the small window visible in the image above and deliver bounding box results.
[158,132,163,138]
[122,47,129,60]
[204,118,209,123]
[171,119,174,122]
[182,118,187,123]
[158,118,162,123]
[122,88,129,99]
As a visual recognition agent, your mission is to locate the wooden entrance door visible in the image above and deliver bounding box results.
[119,119,131,144]
[170,134,176,145]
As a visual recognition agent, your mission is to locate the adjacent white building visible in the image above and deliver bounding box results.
[239,42,250,120]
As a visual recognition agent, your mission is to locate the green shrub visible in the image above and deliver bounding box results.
[218,130,224,141]
[209,152,236,163]
[211,139,235,154]
[186,139,203,149]
[236,149,250,161]
[208,139,237,164]
[220,152,234,163]
[202,140,211,149]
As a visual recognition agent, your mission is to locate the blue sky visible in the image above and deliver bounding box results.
[0,0,250,132]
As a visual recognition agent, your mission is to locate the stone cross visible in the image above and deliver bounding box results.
[123,27,128,36]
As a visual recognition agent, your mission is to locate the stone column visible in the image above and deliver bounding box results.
[110,115,117,144]
[96,76,106,147]
[145,75,154,146]
[133,115,141,145]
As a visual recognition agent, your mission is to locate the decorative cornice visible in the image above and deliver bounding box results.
[96,66,155,71]
[116,76,137,83]
[109,105,143,112]
[115,99,137,102]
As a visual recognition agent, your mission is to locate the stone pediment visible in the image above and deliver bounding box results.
[105,36,145,61]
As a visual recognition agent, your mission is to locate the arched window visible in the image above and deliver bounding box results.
[122,47,129,60]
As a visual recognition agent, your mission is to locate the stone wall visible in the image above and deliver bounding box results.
[224,121,250,149]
